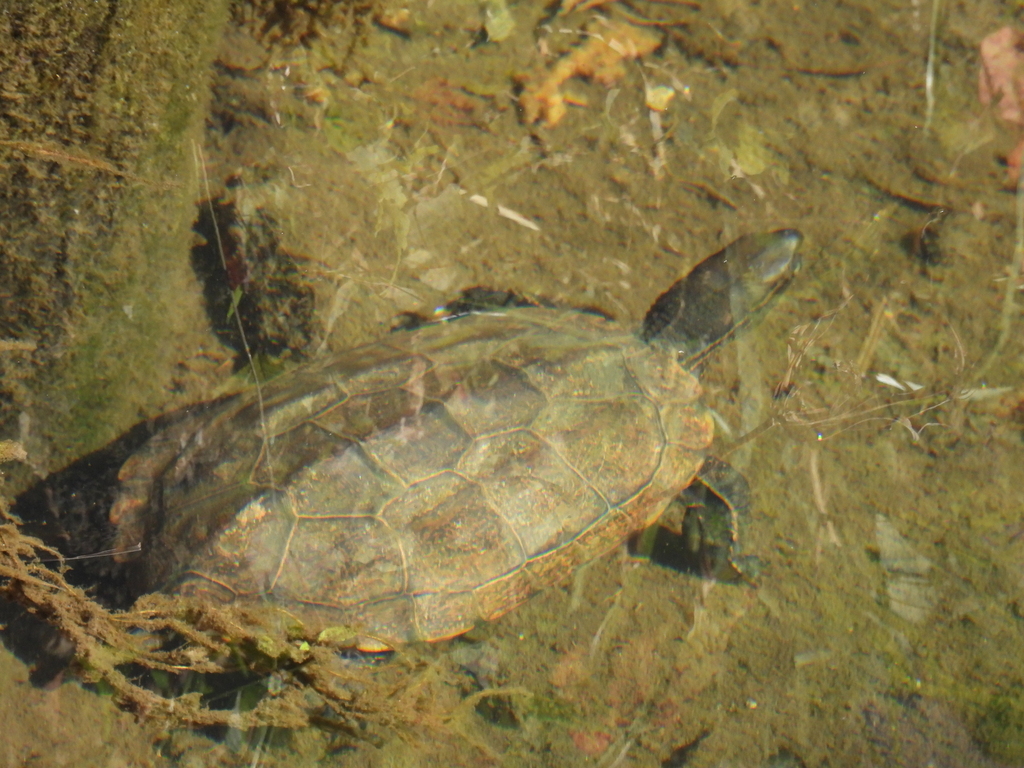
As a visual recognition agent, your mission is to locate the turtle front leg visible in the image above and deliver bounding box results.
[628,457,759,584]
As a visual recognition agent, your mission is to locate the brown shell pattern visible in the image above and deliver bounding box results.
[113,308,712,645]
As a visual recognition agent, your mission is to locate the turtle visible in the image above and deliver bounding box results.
[107,229,802,649]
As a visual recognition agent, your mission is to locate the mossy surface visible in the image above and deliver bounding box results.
[0,0,231,481]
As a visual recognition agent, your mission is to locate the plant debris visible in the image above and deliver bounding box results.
[518,18,662,127]
[0,497,474,744]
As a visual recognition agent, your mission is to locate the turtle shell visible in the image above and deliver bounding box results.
[111,307,712,645]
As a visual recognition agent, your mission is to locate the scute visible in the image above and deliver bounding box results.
[385,473,525,592]
[441,359,548,436]
[278,515,405,607]
[458,430,606,555]
[120,307,711,645]
[360,401,473,481]
[290,443,403,518]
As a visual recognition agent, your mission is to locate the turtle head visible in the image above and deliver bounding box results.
[640,229,803,367]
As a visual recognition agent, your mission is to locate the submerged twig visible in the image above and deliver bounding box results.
[978,158,1024,377]
[923,0,942,133]
[0,139,177,188]
[191,141,274,485]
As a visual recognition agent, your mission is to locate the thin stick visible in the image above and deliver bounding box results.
[0,139,175,187]
[923,0,941,133]
[854,294,890,375]
[191,141,274,485]
[978,158,1024,377]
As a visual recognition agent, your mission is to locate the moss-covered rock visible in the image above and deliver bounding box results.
[0,0,232,484]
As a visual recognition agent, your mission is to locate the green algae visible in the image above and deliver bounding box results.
[0,0,231,479]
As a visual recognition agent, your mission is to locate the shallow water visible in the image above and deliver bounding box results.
[3,0,1024,766]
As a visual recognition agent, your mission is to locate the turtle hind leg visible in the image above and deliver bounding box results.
[392,287,619,331]
[391,288,547,331]
[441,288,549,317]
